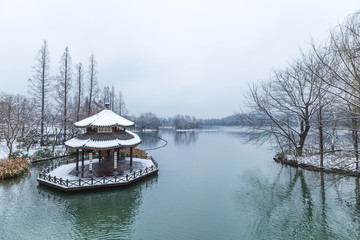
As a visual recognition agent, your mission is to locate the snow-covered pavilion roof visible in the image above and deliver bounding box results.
[65,130,141,150]
[74,109,134,128]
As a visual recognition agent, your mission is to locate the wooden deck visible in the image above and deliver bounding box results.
[37,155,159,192]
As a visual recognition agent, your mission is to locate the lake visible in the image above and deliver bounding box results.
[1,127,360,239]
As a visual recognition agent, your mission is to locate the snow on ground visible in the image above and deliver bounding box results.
[0,144,8,160]
[176,129,196,132]
[287,154,358,171]
[49,159,99,180]
[48,158,155,180]
[0,139,67,161]
[141,129,159,132]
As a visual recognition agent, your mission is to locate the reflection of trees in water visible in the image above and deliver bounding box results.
[138,131,161,149]
[0,171,31,188]
[38,175,158,239]
[174,131,198,146]
[237,167,360,239]
[0,160,56,188]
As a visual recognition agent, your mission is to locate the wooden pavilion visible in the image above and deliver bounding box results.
[64,104,142,174]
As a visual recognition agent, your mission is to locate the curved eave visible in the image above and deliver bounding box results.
[65,141,142,150]
[65,130,141,150]
[74,123,135,128]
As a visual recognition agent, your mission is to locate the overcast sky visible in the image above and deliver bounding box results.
[0,0,359,118]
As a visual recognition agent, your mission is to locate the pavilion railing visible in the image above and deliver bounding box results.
[38,155,158,188]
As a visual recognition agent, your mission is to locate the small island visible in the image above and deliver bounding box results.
[37,104,158,191]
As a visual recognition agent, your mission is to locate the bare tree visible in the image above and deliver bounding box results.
[240,59,320,157]
[110,85,115,111]
[311,13,360,169]
[300,51,333,166]
[0,94,35,159]
[74,62,84,121]
[117,90,128,116]
[102,86,110,104]
[87,54,98,116]
[55,47,72,142]
[28,40,51,146]
[173,114,198,129]
[136,112,161,130]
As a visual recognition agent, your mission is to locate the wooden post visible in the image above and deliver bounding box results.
[117,148,120,159]
[81,149,85,170]
[99,150,102,162]
[130,147,133,167]
[76,149,79,172]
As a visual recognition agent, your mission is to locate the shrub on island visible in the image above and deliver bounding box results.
[0,158,30,180]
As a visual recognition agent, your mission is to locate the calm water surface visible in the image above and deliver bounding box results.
[1,127,360,239]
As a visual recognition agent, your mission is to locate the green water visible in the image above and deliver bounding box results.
[1,127,360,239]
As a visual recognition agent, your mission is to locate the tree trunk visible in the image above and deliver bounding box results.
[40,55,46,146]
[352,117,359,170]
[296,119,310,157]
[318,94,324,167]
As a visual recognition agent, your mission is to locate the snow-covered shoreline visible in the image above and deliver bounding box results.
[275,155,360,177]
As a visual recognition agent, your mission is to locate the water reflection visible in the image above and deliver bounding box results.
[237,166,360,239]
[38,175,158,239]
[138,131,161,149]
[0,172,31,188]
[174,131,198,146]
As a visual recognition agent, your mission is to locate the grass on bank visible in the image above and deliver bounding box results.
[124,148,147,156]
[0,158,30,180]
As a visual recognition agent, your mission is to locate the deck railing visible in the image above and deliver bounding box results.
[38,155,158,188]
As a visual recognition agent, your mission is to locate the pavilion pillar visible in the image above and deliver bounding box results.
[76,149,79,172]
[89,152,93,174]
[99,150,102,162]
[81,149,85,170]
[114,150,118,170]
[117,148,120,160]
[130,147,133,167]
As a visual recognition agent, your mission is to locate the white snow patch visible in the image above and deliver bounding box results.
[75,109,134,128]
[287,154,359,171]
[47,157,155,180]
[176,129,196,132]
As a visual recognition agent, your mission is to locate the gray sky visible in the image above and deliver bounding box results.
[0,0,359,118]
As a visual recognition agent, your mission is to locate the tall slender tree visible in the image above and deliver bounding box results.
[55,47,72,142]
[87,54,98,116]
[117,90,128,116]
[74,62,84,121]
[110,85,115,111]
[28,40,51,146]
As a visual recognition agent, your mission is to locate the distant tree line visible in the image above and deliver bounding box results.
[134,114,198,130]
[240,12,360,169]
[197,115,238,126]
